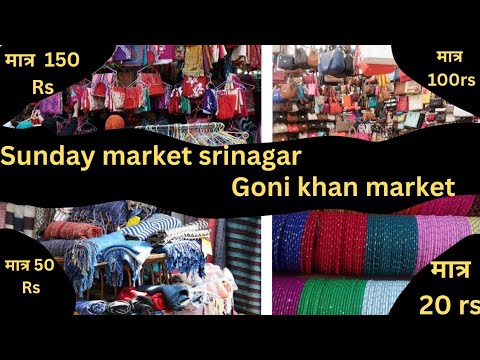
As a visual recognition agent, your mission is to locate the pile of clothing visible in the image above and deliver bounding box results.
[75,263,237,315]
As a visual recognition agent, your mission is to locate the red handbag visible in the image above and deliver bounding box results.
[396,96,409,113]
[426,114,436,122]
[273,71,286,83]
[328,88,343,114]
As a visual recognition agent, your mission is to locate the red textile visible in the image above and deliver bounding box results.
[124,87,142,110]
[216,92,236,120]
[150,293,168,311]
[117,286,147,301]
[44,221,103,240]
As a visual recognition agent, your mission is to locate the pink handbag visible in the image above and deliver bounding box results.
[396,96,409,113]
[307,73,320,96]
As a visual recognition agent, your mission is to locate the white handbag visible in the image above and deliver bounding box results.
[404,81,421,94]
[446,114,456,123]
[358,45,395,65]
[291,103,299,112]
[453,106,474,117]
[408,95,423,111]
[307,113,318,121]
[298,132,308,139]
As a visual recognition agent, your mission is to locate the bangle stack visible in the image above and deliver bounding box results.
[273,195,480,316]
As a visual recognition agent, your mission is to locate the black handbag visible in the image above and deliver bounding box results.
[429,97,443,110]
[278,53,296,70]
[295,46,309,69]
[435,114,446,122]
[336,53,354,78]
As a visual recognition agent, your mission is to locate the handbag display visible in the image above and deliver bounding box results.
[335,120,350,132]
[446,114,456,123]
[299,132,308,139]
[421,93,431,104]
[393,81,406,96]
[303,73,315,84]
[322,74,344,83]
[273,71,286,83]
[299,122,309,132]
[404,81,421,94]
[453,106,474,117]
[429,97,444,110]
[307,83,319,96]
[278,53,296,70]
[287,113,299,122]
[295,46,309,69]
[308,48,319,69]
[273,45,288,55]
[408,94,423,111]
[327,87,343,114]
[273,122,288,134]
[273,86,283,102]
[368,97,378,108]
[354,45,396,76]
[342,95,352,107]
[319,48,345,75]
[404,112,424,128]
[288,123,300,133]
[274,133,289,142]
[280,81,297,100]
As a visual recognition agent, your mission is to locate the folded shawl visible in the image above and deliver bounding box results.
[107,300,132,315]
[72,201,129,232]
[75,299,107,315]
[44,221,103,240]
[130,298,154,315]
[64,232,152,295]
[154,240,206,278]
[39,239,82,257]
[121,213,181,241]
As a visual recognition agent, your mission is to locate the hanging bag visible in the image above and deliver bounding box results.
[328,87,343,114]
[404,111,423,128]
[280,76,298,99]
[408,94,423,111]
[295,46,309,69]
[277,53,296,70]
[308,47,319,69]
[396,96,409,113]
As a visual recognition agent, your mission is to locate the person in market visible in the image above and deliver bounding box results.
[41,101,79,136]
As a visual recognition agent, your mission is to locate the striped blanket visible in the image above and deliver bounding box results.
[121,213,181,241]
[226,217,261,315]
[3,203,36,238]
[44,221,103,240]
